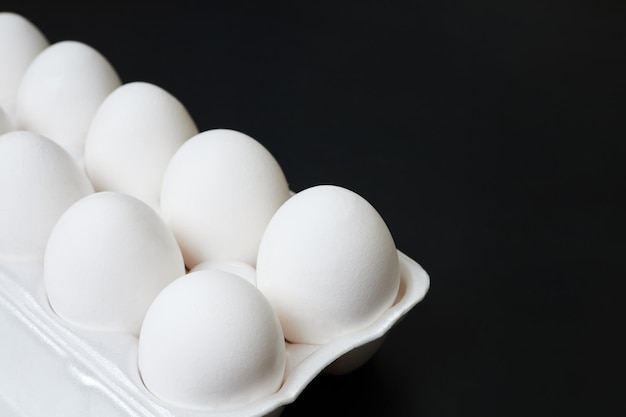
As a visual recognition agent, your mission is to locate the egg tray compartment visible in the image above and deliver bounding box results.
[0,251,429,417]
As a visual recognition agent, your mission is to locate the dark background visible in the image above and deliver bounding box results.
[3,1,624,416]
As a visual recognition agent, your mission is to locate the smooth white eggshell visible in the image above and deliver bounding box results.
[43,191,185,336]
[15,40,121,162]
[0,106,10,134]
[190,260,257,286]
[0,130,93,262]
[84,81,198,209]
[0,12,49,124]
[256,184,401,345]
[138,269,286,411]
[160,128,291,269]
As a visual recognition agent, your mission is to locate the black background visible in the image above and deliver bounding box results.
[3,1,625,416]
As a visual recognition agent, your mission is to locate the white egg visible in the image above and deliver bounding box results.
[190,259,258,286]
[84,81,198,209]
[15,40,121,163]
[256,184,401,345]
[160,128,291,269]
[0,106,11,134]
[43,191,185,336]
[0,12,49,125]
[138,269,286,411]
[0,130,93,262]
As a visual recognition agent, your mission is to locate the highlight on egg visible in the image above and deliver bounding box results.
[0,130,94,262]
[138,269,286,411]
[15,40,122,163]
[160,128,292,269]
[43,191,186,336]
[84,81,199,210]
[256,184,401,345]
[0,12,49,125]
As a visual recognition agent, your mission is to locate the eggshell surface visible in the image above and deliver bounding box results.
[138,269,286,411]
[256,184,401,345]
[0,130,93,262]
[190,259,258,286]
[15,40,121,162]
[0,12,49,124]
[84,81,198,209]
[160,128,291,269]
[0,107,11,134]
[43,191,185,336]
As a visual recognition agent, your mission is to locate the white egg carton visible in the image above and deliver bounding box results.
[0,250,429,417]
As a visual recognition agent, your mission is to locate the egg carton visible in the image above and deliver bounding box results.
[1,11,431,416]
[0,250,429,417]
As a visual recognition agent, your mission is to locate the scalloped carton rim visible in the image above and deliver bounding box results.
[0,250,429,417]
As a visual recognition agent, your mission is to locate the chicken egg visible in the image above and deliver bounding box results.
[190,259,257,286]
[84,81,198,209]
[256,184,401,345]
[0,106,10,134]
[0,12,48,125]
[15,40,121,163]
[0,130,93,262]
[160,128,291,269]
[43,191,185,335]
[138,269,286,411]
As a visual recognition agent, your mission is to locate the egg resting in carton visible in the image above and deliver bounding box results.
[0,11,430,417]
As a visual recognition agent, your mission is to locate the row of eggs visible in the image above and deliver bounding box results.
[0,12,402,412]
